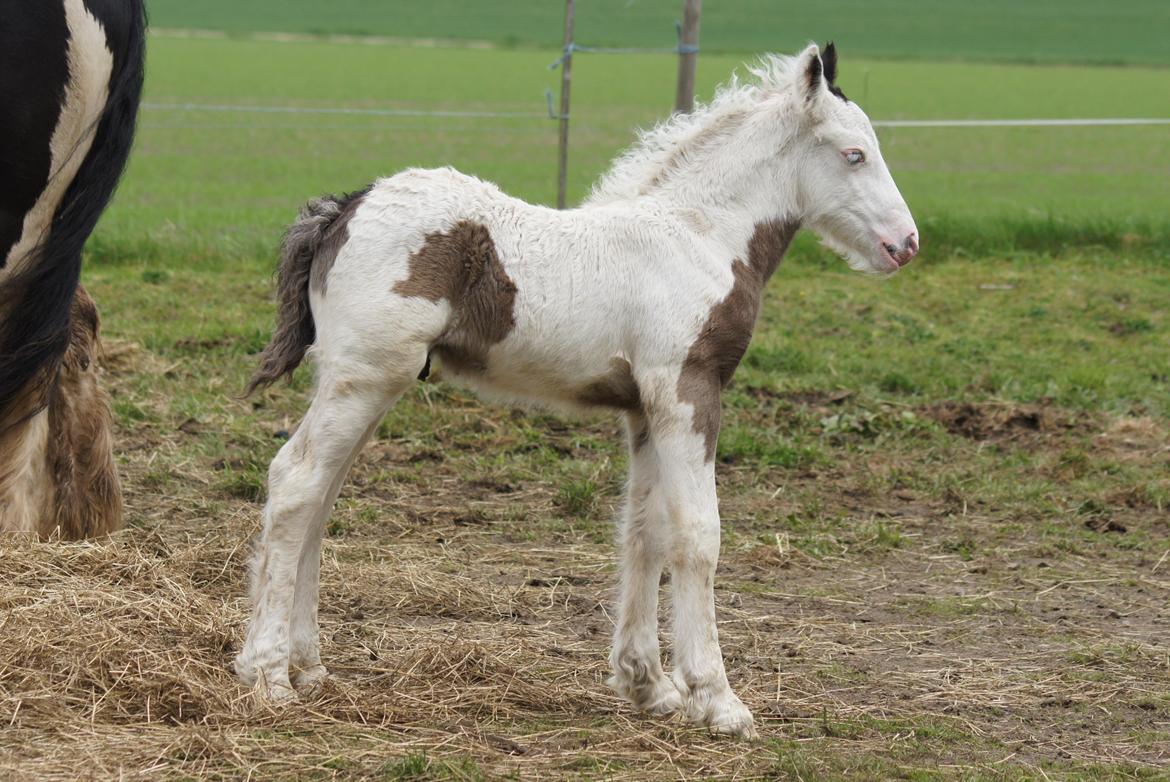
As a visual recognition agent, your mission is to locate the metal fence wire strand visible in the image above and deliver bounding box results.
[141,102,1170,128]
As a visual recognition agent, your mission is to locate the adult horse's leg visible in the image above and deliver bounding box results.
[235,354,423,699]
[653,404,756,737]
[608,412,685,715]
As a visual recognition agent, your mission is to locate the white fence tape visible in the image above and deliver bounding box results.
[142,102,544,119]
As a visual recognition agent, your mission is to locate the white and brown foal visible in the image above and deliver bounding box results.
[237,44,918,737]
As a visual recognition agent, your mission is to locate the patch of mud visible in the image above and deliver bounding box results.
[923,401,1086,442]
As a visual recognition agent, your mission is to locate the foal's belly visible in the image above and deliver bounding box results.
[438,321,639,414]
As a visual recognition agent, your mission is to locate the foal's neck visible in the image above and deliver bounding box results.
[633,103,803,259]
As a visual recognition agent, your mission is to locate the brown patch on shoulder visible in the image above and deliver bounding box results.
[577,357,641,411]
[310,187,369,292]
[676,220,800,461]
[394,221,517,376]
[748,218,801,280]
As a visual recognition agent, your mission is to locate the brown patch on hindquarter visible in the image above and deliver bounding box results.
[577,357,641,411]
[393,221,517,374]
[676,220,800,461]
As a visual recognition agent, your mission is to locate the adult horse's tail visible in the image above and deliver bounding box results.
[246,188,369,395]
[0,0,146,431]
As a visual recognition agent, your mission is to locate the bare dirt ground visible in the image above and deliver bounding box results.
[2,338,1167,780]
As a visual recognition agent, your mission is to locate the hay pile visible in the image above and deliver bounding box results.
[0,526,658,780]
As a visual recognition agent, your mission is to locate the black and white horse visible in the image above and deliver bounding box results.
[0,0,145,538]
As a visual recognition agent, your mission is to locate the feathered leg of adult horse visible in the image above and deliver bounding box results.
[240,45,919,736]
[0,0,145,538]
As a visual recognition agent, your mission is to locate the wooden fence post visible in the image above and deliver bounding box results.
[674,0,701,113]
[556,0,575,209]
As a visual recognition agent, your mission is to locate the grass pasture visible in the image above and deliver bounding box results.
[3,20,1170,782]
[145,0,1170,66]
[108,35,1170,269]
[7,243,1169,781]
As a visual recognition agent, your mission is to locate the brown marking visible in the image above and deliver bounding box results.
[310,187,369,292]
[577,357,641,411]
[0,286,121,539]
[627,411,651,453]
[393,221,517,376]
[676,219,800,461]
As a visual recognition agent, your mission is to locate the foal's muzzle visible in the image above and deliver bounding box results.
[883,233,919,267]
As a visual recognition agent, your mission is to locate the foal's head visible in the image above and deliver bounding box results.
[783,44,919,274]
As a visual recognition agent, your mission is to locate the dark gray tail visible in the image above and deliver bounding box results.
[245,188,367,396]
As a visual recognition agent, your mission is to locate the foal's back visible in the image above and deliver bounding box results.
[319,167,721,409]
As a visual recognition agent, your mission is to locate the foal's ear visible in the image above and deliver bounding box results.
[801,43,825,104]
[822,41,838,85]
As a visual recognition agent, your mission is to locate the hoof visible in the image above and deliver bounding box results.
[233,653,258,687]
[262,681,299,705]
[293,664,330,692]
[705,699,757,739]
[608,672,685,717]
[678,679,757,738]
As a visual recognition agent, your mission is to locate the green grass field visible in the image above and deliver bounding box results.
[101,35,1170,269]
[146,0,1170,65]
[3,7,1170,781]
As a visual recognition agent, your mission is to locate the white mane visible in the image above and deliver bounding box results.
[587,53,806,205]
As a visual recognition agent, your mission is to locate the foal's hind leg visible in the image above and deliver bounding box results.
[287,412,382,690]
[609,413,684,715]
[235,360,420,699]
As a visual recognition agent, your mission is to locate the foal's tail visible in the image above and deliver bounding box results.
[246,188,367,395]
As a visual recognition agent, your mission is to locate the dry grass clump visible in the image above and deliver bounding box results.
[1,530,245,729]
[0,526,637,780]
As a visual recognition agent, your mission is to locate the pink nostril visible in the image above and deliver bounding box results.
[905,234,919,256]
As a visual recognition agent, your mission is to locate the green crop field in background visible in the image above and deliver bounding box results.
[96,35,1170,268]
[146,0,1170,65]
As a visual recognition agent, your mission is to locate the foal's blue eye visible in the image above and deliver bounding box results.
[844,149,865,165]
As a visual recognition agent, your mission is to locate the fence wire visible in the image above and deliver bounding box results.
[142,102,1170,128]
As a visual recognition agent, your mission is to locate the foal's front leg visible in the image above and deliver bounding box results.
[656,421,756,737]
